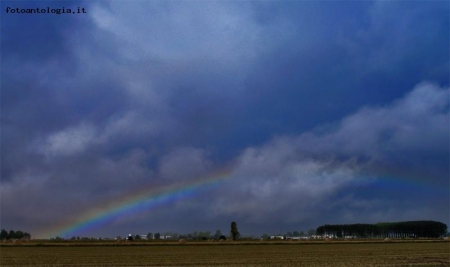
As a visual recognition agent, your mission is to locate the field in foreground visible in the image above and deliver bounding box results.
[1,241,449,266]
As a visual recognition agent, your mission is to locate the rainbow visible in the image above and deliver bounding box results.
[38,169,231,239]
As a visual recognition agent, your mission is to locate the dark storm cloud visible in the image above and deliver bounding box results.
[241,1,449,136]
[1,1,448,237]
[3,82,447,237]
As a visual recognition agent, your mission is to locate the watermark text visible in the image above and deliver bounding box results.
[5,7,86,15]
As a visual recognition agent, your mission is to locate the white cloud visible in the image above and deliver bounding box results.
[37,123,98,157]
[207,82,448,223]
[292,82,448,165]
[206,132,365,222]
[89,2,261,64]
[102,111,170,139]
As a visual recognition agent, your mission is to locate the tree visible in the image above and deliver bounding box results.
[154,233,161,240]
[15,231,24,239]
[214,230,222,239]
[315,221,447,238]
[8,230,16,239]
[1,229,31,240]
[292,231,300,237]
[230,221,240,241]
[147,233,153,240]
[22,232,31,239]
[307,229,316,236]
[0,229,8,240]
[198,231,205,239]
[134,234,141,240]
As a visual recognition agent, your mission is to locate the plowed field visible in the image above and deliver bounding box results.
[1,241,448,266]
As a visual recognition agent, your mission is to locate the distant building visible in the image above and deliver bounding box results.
[270,235,285,240]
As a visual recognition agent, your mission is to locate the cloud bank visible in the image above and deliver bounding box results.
[1,1,448,237]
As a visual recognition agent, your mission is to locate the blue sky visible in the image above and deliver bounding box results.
[1,0,449,238]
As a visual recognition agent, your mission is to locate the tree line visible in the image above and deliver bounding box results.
[316,220,447,238]
[1,229,31,240]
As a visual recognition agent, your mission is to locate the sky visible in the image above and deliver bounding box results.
[1,1,449,239]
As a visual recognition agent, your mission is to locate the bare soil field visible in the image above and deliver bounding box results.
[1,240,448,266]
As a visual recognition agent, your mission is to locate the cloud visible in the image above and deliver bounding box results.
[3,80,447,237]
[213,156,361,224]
[35,123,98,157]
[159,147,212,182]
[204,82,448,224]
[296,82,449,181]
[89,1,262,67]
[1,1,448,237]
